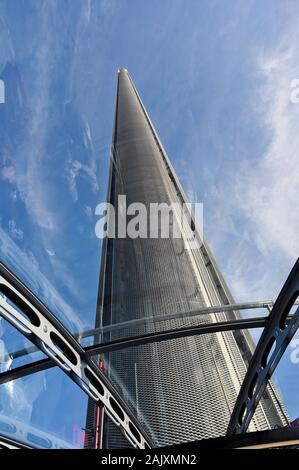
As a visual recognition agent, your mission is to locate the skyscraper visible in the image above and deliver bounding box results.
[86,69,288,448]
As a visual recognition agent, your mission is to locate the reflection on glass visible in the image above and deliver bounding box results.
[0,367,88,448]
[271,335,299,426]
[0,317,46,371]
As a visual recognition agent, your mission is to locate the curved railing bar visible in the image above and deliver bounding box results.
[4,299,298,363]
[0,316,280,385]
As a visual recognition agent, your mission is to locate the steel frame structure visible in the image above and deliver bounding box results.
[0,258,298,449]
[227,258,299,435]
[4,299,298,364]
[0,263,152,449]
[0,316,273,385]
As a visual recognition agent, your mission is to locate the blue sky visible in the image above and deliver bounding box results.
[0,0,299,446]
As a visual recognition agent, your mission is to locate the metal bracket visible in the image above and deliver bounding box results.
[0,263,153,449]
[227,257,299,435]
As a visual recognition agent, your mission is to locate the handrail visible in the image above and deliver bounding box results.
[0,316,274,386]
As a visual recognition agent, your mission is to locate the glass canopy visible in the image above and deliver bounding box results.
[0,0,299,451]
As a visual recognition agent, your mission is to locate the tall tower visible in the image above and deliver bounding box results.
[87,69,288,448]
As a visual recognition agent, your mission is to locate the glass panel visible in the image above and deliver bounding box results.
[0,317,46,371]
[0,324,293,448]
[97,309,267,341]
[270,333,299,426]
[0,1,106,336]
[250,336,299,439]
[0,367,88,448]
[0,0,297,451]
[75,307,272,345]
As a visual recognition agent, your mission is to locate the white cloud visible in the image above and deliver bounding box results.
[0,3,104,332]
[237,43,299,261]
[8,219,24,240]
[10,5,57,232]
[67,157,99,202]
[46,248,55,257]
[203,35,299,303]
[0,15,15,72]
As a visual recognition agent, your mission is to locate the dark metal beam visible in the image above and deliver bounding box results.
[0,299,275,363]
[0,357,54,384]
[227,257,299,435]
[0,316,270,385]
[6,299,299,364]
[86,317,268,356]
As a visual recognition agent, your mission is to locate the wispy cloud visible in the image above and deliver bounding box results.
[10,3,57,232]
[0,2,104,317]
[240,43,299,261]
[0,14,15,71]
[195,25,299,303]
[8,219,23,240]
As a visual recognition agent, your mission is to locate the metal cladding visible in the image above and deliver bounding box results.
[92,69,288,448]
